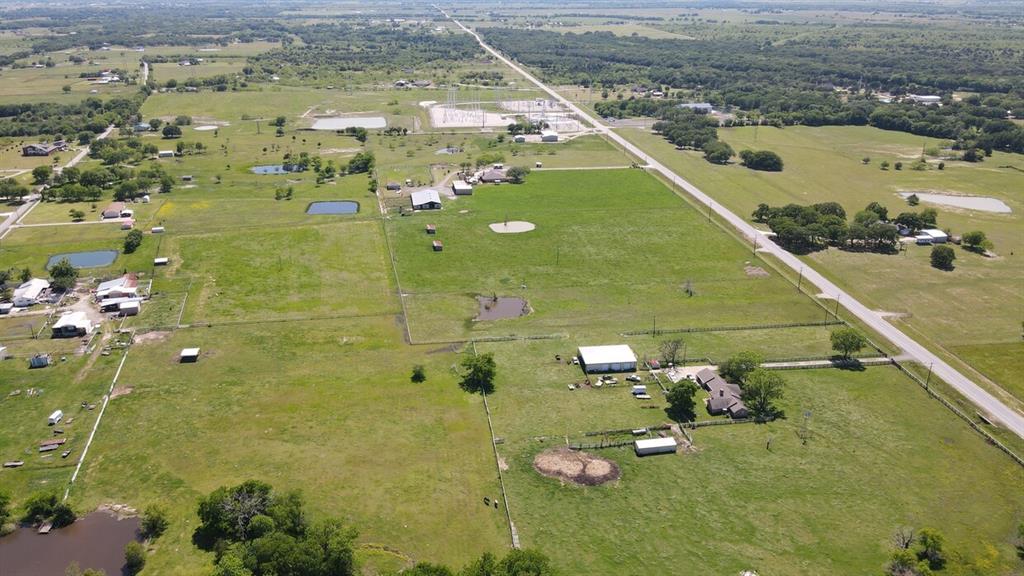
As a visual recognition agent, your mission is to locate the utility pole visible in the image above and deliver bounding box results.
[925,362,934,389]
[833,294,841,319]
[797,266,804,292]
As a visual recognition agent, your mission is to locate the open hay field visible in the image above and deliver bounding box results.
[389,169,827,341]
[617,125,1024,402]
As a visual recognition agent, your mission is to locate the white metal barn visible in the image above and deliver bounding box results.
[12,278,49,307]
[410,189,442,210]
[634,437,677,456]
[51,311,94,338]
[921,229,949,243]
[452,180,473,195]
[577,344,637,373]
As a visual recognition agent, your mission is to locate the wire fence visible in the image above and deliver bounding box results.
[622,319,844,337]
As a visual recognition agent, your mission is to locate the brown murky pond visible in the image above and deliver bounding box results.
[0,511,141,576]
[475,296,529,321]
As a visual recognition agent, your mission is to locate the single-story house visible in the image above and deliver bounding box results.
[101,202,125,219]
[22,141,67,157]
[52,311,93,338]
[13,278,50,307]
[386,181,402,191]
[915,234,934,246]
[577,344,638,373]
[921,229,948,244]
[180,348,200,363]
[452,180,473,195]
[635,437,677,456]
[696,368,749,419]
[908,94,942,105]
[540,130,559,143]
[410,189,442,210]
[678,102,713,114]
[479,168,507,183]
[96,274,138,300]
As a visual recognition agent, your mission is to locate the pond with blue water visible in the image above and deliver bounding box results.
[251,165,294,175]
[47,250,118,269]
[306,201,360,215]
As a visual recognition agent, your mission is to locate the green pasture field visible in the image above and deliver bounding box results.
[388,169,826,342]
[474,339,1024,575]
[0,136,65,176]
[0,224,157,279]
[616,125,1024,400]
[149,60,246,84]
[0,60,141,105]
[70,317,509,575]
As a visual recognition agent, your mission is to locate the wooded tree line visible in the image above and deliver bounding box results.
[0,95,145,138]
[481,28,1024,153]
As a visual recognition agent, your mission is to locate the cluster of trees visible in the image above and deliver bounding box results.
[0,177,30,202]
[89,136,159,165]
[21,492,76,529]
[752,201,936,254]
[250,24,481,80]
[652,108,720,151]
[196,480,358,576]
[0,95,145,138]
[506,119,544,136]
[739,149,783,171]
[401,549,554,576]
[660,347,787,421]
[37,162,171,203]
[479,28,1024,154]
[885,527,952,576]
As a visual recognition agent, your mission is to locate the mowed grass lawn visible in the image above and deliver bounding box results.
[71,317,509,575]
[477,339,1024,575]
[389,169,826,341]
[618,126,1024,398]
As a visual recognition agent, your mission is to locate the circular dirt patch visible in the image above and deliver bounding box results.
[489,221,536,234]
[533,447,620,486]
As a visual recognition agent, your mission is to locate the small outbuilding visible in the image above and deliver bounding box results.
[152,226,165,234]
[121,219,134,230]
[118,301,140,316]
[634,437,677,456]
[13,278,50,307]
[0,303,11,315]
[513,135,527,143]
[101,202,125,219]
[181,175,193,182]
[921,229,948,244]
[410,189,442,210]
[386,182,402,191]
[540,130,559,143]
[29,354,51,369]
[154,257,169,266]
[48,410,64,425]
[157,150,175,158]
[180,348,200,363]
[452,180,473,195]
[425,224,436,235]
[577,345,638,373]
[52,311,94,338]
[432,240,444,252]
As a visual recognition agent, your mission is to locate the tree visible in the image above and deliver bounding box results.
[411,365,426,383]
[404,564,454,576]
[865,201,889,221]
[740,369,785,420]
[141,504,169,540]
[69,209,85,221]
[886,549,928,576]
[862,156,870,164]
[124,541,146,575]
[496,549,553,575]
[961,230,991,253]
[703,141,734,164]
[752,203,773,222]
[0,177,30,201]
[830,327,867,359]
[32,165,53,185]
[19,267,32,283]
[894,161,903,170]
[739,149,783,171]
[174,115,192,126]
[148,118,162,130]
[0,490,10,528]
[347,151,375,174]
[718,351,764,384]
[665,381,698,422]
[880,160,891,171]
[930,245,955,271]
[506,166,530,184]
[162,125,182,138]
[459,352,496,394]
[48,257,78,291]
[123,229,143,254]
[272,116,287,127]
[659,338,684,366]
[62,84,71,94]
[917,528,946,570]
[906,193,919,205]
[892,526,916,550]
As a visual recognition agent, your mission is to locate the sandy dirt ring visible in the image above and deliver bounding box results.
[533,447,621,486]
[489,221,536,234]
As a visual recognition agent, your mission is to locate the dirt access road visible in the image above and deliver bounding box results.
[440,8,1024,439]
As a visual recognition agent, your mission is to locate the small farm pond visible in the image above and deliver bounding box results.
[47,250,117,269]
[898,192,1011,213]
[251,165,293,175]
[306,201,359,215]
[475,296,529,321]
[0,511,142,576]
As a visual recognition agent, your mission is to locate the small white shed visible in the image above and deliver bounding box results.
[180,347,200,363]
[151,226,165,234]
[452,180,473,195]
[922,229,948,243]
[540,130,559,142]
[48,410,64,425]
[154,257,169,266]
[634,437,677,456]
[118,301,140,316]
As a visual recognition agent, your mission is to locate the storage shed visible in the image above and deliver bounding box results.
[180,348,200,363]
[52,311,94,338]
[118,301,140,316]
[29,354,51,369]
[101,202,125,219]
[577,345,637,373]
[922,229,948,243]
[410,189,442,210]
[540,130,559,142]
[635,437,677,456]
[48,410,64,425]
[432,240,444,252]
[452,180,473,195]
[13,278,50,307]
[425,224,436,235]
[151,226,165,234]
[154,257,169,266]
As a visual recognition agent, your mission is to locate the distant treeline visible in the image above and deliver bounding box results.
[0,95,144,138]
[503,28,1024,153]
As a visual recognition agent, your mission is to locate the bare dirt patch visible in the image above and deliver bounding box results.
[489,221,536,234]
[110,386,133,399]
[533,447,621,486]
[133,330,170,344]
[744,264,769,278]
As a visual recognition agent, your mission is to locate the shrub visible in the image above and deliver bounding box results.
[141,504,169,539]
[930,245,956,270]
[124,541,146,575]
[738,149,783,171]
